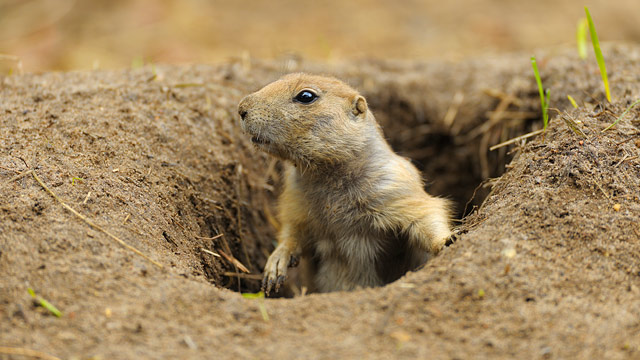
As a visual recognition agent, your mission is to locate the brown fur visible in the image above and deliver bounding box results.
[238,73,452,294]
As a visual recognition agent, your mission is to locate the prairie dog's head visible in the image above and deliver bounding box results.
[237,73,373,167]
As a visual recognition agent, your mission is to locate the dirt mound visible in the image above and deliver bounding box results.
[1,45,639,359]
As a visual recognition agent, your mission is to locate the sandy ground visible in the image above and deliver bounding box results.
[1,44,640,359]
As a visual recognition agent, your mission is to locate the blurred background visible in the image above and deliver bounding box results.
[1,0,639,73]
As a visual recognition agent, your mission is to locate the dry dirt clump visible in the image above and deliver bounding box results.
[1,45,640,359]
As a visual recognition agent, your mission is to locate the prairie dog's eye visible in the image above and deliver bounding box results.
[294,90,318,104]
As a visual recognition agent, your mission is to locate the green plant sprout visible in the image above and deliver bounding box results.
[576,18,588,60]
[28,288,62,317]
[531,57,550,130]
[602,99,640,132]
[241,292,269,321]
[585,7,611,102]
[241,291,265,299]
[567,95,579,108]
[71,177,84,186]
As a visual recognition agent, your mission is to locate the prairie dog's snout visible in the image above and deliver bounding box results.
[237,93,257,122]
[237,94,259,132]
[238,101,248,121]
[237,92,280,148]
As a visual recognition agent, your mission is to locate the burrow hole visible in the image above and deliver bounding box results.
[206,90,540,296]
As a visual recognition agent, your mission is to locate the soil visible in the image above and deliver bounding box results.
[1,44,640,359]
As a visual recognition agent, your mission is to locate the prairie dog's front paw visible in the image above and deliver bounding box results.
[429,234,448,255]
[262,245,296,295]
[426,224,452,255]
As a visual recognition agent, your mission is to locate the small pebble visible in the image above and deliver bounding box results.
[501,248,516,258]
[390,330,411,343]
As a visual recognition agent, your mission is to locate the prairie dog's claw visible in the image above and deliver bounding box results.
[275,275,286,292]
[262,245,293,295]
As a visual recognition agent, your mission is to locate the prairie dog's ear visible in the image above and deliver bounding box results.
[351,95,368,117]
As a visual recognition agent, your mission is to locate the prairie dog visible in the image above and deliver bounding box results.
[237,73,451,294]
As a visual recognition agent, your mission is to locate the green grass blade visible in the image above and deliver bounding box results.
[577,18,588,60]
[567,95,579,108]
[585,7,611,102]
[602,99,640,132]
[28,288,62,318]
[241,292,269,321]
[37,298,63,318]
[71,177,84,186]
[258,301,270,321]
[531,57,549,130]
[545,89,550,110]
[241,291,265,299]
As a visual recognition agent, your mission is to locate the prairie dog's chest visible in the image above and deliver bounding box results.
[289,165,390,255]
[302,187,387,260]
[304,184,375,233]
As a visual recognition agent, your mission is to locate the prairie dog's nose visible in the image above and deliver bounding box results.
[238,96,250,120]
